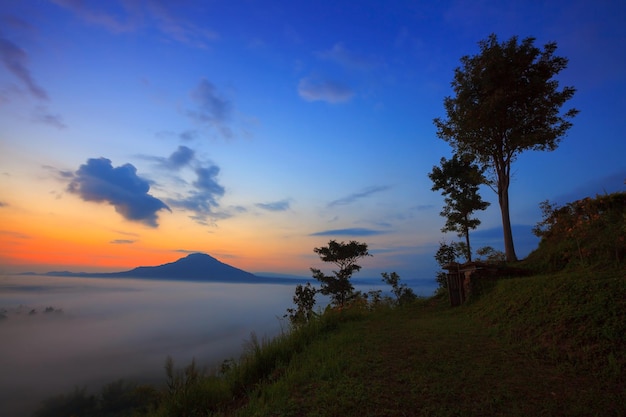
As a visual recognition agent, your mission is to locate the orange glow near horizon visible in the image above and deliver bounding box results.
[0,195,317,275]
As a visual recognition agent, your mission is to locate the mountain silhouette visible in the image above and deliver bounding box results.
[116,253,257,281]
[43,253,259,282]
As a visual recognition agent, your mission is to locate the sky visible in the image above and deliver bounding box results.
[1,0,625,279]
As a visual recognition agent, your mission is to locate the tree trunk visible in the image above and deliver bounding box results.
[498,186,518,262]
[464,222,472,262]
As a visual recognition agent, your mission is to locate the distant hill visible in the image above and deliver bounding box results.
[38,253,308,284]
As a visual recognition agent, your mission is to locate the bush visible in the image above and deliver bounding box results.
[528,193,626,270]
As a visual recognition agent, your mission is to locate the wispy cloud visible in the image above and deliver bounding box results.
[187,78,233,138]
[146,0,219,47]
[110,239,135,244]
[51,0,137,33]
[0,230,30,239]
[411,204,435,211]
[0,34,48,100]
[316,42,378,70]
[67,157,171,227]
[0,201,7,207]
[328,185,391,207]
[310,228,387,237]
[167,163,226,224]
[256,199,291,212]
[33,107,66,129]
[298,76,354,103]
[179,130,199,141]
[51,0,218,47]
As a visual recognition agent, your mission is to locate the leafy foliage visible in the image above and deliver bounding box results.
[434,34,578,262]
[429,154,490,261]
[285,282,318,327]
[311,240,371,307]
[475,246,506,263]
[381,272,416,305]
[433,240,465,289]
[528,192,626,270]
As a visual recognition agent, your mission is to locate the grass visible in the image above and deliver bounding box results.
[227,278,625,417]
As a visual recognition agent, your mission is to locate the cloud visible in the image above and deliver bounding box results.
[33,107,67,129]
[187,79,233,138]
[51,0,218,47]
[412,204,435,211]
[135,145,195,172]
[328,185,391,207]
[51,0,136,33]
[316,42,377,70]
[0,34,48,100]
[256,199,291,212]
[298,76,354,103]
[67,158,171,227]
[179,130,199,141]
[145,0,219,47]
[166,145,194,169]
[310,228,387,237]
[0,201,7,207]
[110,239,135,244]
[167,163,226,224]
[0,230,30,239]
[43,165,74,180]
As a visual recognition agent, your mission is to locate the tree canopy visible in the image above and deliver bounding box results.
[434,34,578,262]
[428,154,490,261]
[311,240,370,307]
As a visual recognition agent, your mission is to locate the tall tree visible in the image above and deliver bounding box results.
[428,154,490,261]
[434,34,578,262]
[311,240,370,308]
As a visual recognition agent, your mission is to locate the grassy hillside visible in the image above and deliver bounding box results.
[33,193,625,417]
[221,268,625,417]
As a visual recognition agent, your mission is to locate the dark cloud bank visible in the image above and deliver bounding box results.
[67,158,171,227]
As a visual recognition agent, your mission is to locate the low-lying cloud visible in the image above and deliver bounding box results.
[67,158,171,227]
[0,276,292,417]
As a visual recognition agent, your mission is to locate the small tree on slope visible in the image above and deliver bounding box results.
[311,240,371,308]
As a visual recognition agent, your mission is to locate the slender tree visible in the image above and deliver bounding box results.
[428,154,490,261]
[434,34,578,261]
[311,240,370,308]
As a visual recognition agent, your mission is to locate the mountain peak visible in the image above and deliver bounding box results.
[123,252,256,281]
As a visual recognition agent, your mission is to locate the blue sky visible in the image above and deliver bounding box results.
[1,0,625,280]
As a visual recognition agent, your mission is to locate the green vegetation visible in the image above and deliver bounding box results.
[528,192,626,271]
[33,196,625,416]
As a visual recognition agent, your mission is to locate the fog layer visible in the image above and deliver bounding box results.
[0,275,294,417]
